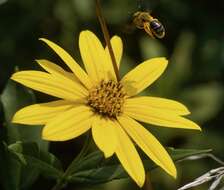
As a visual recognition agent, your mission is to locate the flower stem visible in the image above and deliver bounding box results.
[95,0,120,81]
[143,172,154,190]
[50,133,91,190]
[50,180,63,190]
[64,132,91,175]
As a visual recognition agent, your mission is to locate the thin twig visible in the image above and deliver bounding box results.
[178,167,224,190]
[95,0,120,81]
[177,153,224,166]
[177,153,224,190]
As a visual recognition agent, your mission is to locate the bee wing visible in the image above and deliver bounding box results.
[137,0,154,12]
[122,22,137,34]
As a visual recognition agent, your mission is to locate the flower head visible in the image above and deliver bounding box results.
[11,30,201,187]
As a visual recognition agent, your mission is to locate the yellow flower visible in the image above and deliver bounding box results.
[11,30,201,187]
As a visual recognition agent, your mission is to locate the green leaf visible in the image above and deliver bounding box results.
[1,80,48,150]
[1,80,49,189]
[68,148,211,184]
[8,141,64,180]
[0,142,21,190]
[0,141,63,190]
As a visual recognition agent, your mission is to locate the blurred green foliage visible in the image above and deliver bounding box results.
[0,0,224,189]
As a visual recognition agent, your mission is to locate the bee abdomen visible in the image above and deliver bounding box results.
[150,20,165,37]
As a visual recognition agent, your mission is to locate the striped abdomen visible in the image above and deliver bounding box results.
[150,20,165,38]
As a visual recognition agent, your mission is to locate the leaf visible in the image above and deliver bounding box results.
[1,80,49,189]
[1,80,48,150]
[67,148,212,184]
[0,99,6,141]
[166,148,212,160]
[0,141,64,190]
[8,141,64,180]
[0,142,21,190]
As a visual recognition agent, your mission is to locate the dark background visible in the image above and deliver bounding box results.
[0,0,224,189]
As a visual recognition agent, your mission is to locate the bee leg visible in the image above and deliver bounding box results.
[143,22,155,39]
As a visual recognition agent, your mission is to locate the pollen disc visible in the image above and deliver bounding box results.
[87,80,126,117]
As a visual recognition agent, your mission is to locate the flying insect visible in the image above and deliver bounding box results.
[133,11,165,39]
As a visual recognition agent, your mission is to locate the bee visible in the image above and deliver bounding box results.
[133,11,165,39]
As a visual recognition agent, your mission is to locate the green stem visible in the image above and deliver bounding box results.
[142,172,154,190]
[64,132,91,175]
[50,180,63,190]
[50,133,91,190]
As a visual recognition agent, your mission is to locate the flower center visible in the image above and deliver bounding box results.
[87,80,126,118]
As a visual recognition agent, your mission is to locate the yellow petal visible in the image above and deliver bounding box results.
[39,38,92,89]
[12,100,73,125]
[36,59,79,81]
[79,30,115,82]
[92,116,117,158]
[11,71,86,101]
[114,122,145,187]
[125,96,190,116]
[42,105,93,141]
[124,106,201,130]
[118,115,177,178]
[36,59,88,96]
[121,58,168,96]
[105,35,123,69]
